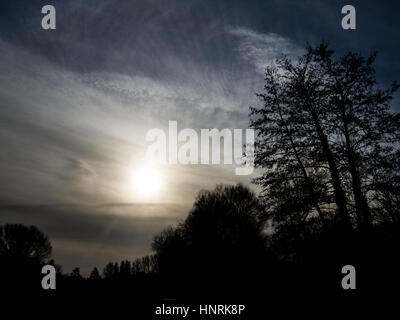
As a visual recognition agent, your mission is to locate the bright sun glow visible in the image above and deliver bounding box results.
[132,167,162,197]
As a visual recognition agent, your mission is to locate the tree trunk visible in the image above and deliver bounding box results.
[342,111,373,232]
[277,105,326,225]
[309,105,353,230]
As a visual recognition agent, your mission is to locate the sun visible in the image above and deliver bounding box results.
[132,166,162,197]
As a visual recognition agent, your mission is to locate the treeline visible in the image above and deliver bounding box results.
[65,256,158,281]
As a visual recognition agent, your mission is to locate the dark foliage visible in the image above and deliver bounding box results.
[150,184,275,292]
[0,223,52,290]
[250,43,400,236]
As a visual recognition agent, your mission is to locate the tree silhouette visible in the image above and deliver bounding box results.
[0,224,52,265]
[103,262,117,279]
[119,260,131,278]
[0,224,52,289]
[89,267,101,280]
[70,267,83,280]
[131,255,157,275]
[251,43,400,234]
[151,184,272,284]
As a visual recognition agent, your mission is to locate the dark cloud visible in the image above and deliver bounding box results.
[1,1,399,79]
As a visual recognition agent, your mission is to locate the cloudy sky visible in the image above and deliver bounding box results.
[0,0,399,274]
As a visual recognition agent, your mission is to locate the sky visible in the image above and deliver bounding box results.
[0,0,399,274]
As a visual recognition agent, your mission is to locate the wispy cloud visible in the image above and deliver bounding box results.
[227,26,303,73]
[0,2,306,273]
